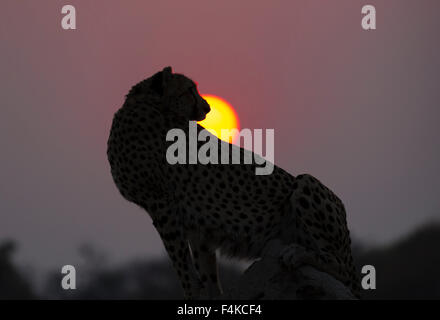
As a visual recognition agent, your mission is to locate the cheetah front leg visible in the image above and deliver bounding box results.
[188,234,222,299]
[155,224,202,299]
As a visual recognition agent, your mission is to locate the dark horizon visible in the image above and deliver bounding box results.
[2,221,440,299]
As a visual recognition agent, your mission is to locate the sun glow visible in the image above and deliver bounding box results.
[198,94,240,144]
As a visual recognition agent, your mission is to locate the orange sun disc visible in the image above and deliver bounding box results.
[198,94,240,144]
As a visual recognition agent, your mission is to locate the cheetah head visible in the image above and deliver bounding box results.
[149,66,211,121]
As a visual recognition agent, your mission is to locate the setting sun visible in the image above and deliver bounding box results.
[198,94,240,144]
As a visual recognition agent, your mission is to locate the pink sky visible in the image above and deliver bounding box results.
[1,0,440,269]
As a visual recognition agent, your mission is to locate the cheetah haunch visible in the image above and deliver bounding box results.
[107,67,360,299]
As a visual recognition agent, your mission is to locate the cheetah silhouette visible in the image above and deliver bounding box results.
[107,67,360,298]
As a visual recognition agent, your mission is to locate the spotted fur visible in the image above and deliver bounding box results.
[107,67,360,298]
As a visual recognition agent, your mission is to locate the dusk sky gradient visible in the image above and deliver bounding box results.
[1,0,439,270]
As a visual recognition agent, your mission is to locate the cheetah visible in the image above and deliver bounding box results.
[107,67,360,299]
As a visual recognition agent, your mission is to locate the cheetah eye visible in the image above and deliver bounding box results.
[178,87,197,99]
[178,89,191,97]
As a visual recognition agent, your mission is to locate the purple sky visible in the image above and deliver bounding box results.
[1,0,439,270]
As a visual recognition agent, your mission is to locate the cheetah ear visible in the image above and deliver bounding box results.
[150,67,172,97]
[162,66,172,88]
[161,66,173,109]
[162,66,172,75]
